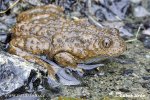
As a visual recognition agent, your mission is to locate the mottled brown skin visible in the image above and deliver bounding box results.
[8,4,126,78]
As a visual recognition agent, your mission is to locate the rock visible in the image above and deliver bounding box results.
[142,76,150,80]
[0,51,60,97]
[139,34,150,49]
[24,0,44,6]
[122,69,133,76]
[57,0,77,12]
[0,15,16,26]
[101,21,133,38]
[141,0,150,12]
[98,0,130,21]
[145,55,150,59]
[142,28,150,36]
[141,82,150,90]
[0,51,38,96]
[119,88,130,92]
[95,9,106,21]
[146,69,150,72]
[134,6,150,17]
[41,0,52,4]
[130,0,141,4]
[0,15,16,37]
[0,0,9,11]
[143,39,150,49]
[0,32,10,43]
[0,23,7,30]
[119,27,133,38]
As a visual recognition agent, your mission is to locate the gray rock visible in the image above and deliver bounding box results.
[0,23,7,30]
[0,51,39,96]
[134,6,150,17]
[24,0,44,6]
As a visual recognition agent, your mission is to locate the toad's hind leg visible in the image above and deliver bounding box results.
[8,44,57,81]
[8,40,81,85]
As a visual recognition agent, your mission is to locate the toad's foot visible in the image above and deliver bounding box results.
[66,63,105,77]
[8,42,58,81]
[56,68,81,85]
[77,63,104,70]
[59,63,105,85]
[43,59,81,85]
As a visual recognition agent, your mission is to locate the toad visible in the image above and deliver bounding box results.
[8,4,126,85]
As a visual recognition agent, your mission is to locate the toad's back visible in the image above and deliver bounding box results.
[12,12,101,55]
[12,4,100,39]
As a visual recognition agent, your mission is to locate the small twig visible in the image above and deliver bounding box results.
[87,14,104,28]
[0,0,20,14]
[115,15,122,21]
[126,24,143,43]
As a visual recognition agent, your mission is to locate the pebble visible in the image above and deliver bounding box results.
[100,0,129,20]
[145,55,150,59]
[141,82,150,90]
[142,28,150,36]
[24,0,44,6]
[3,15,16,25]
[41,0,51,4]
[130,0,141,4]
[0,0,9,11]
[95,9,106,21]
[98,72,105,76]
[122,69,134,76]
[142,76,150,80]
[134,6,150,17]
[0,23,7,30]
[0,32,9,43]
[146,69,150,72]
[143,39,150,49]
[119,88,130,92]
[139,34,150,49]
[119,27,133,37]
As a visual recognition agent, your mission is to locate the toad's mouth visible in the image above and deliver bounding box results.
[78,51,126,65]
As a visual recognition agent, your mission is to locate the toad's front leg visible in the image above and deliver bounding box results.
[54,52,104,70]
[54,52,82,85]
[54,52,80,68]
[54,52,104,82]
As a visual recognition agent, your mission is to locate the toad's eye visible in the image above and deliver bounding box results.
[102,38,112,48]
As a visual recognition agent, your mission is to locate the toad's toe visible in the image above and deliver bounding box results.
[56,68,81,85]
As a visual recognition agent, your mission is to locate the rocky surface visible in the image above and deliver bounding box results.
[0,51,37,97]
[0,51,61,99]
